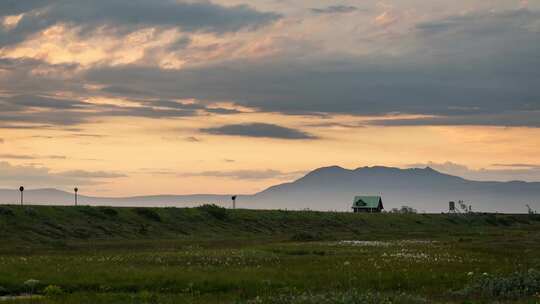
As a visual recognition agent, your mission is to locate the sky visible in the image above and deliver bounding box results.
[1,0,540,196]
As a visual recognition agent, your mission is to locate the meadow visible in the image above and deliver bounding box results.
[0,205,539,303]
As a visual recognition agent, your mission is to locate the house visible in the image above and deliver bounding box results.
[352,196,384,213]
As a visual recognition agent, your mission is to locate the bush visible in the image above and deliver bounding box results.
[0,286,8,296]
[458,269,540,299]
[134,208,161,222]
[76,206,105,219]
[24,207,37,217]
[529,214,540,222]
[138,290,158,304]
[290,232,322,242]
[199,204,228,220]
[43,285,64,297]
[23,279,41,295]
[0,206,14,217]
[99,207,118,217]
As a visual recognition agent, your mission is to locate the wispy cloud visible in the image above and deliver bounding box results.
[184,136,201,142]
[0,161,126,188]
[0,154,66,160]
[179,169,306,180]
[311,5,360,14]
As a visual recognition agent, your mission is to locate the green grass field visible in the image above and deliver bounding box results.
[1,205,540,303]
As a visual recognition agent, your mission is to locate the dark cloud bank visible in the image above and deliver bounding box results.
[82,9,540,127]
[0,0,280,47]
[1,6,539,129]
[201,123,317,140]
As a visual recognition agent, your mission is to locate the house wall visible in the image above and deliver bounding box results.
[353,208,381,213]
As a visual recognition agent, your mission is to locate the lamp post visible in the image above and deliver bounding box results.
[74,187,78,206]
[231,195,237,209]
[19,186,24,206]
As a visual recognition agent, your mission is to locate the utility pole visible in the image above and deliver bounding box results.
[74,187,78,206]
[19,186,24,206]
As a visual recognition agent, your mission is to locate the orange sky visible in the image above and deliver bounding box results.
[1,0,539,195]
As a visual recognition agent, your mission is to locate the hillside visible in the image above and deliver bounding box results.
[1,166,540,212]
[1,205,539,250]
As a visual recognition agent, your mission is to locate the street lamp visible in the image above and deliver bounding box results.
[231,195,237,209]
[19,186,24,206]
[74,187,78,206]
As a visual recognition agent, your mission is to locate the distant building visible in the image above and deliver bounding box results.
[352,196,384,213]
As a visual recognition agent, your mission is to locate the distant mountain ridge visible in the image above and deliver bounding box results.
[1,166,539,213]
[254,166,540,213]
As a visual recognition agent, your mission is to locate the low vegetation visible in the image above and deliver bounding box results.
[0,205,539,303]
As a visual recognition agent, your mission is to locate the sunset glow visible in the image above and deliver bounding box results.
[1,0,539,196]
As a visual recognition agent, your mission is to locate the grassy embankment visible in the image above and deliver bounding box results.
[1,204,539,303]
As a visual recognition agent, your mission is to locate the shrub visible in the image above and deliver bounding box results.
[24,207,37,217]
[134,208,161,222]
[138,290,158,304]
[0,286,8,296]
[99,207,118,217]
[0,206,14,217]
[529,214,540,222]
[290,232,322,242]
[43,285,64,297]
[457,269,540,299]
[199,204,228,220]
[76,206,105,219]
[23,279,41,295]
[485,215,499,226]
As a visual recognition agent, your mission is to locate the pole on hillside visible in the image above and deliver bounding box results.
[19,186,24,206]
[74,187,78,206]
[231,195,237,209]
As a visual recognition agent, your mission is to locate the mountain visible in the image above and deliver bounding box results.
[251,166,540,213]
[1,166,539,213]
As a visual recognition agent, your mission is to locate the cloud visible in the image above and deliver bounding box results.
[0,154,66,160]
[56,170,126,179]
[0,93,242,128]
[2,8,540,128]
[368,111,540,127]
[84,9,540,127]
[179,169,305,180]
[408,161,540,182]
[491,163,540,169]
[0,138,3,143]
[100,86,150,96]
[184,136,201,142]
[311,5,359,14]
[0,161,126,187]
[201,123,317,140]
[0,0,280,47]
[3,95,89,110]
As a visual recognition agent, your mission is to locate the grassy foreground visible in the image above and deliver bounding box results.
[0,205,540,303]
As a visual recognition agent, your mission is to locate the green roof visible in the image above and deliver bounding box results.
[352,196,382,208]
